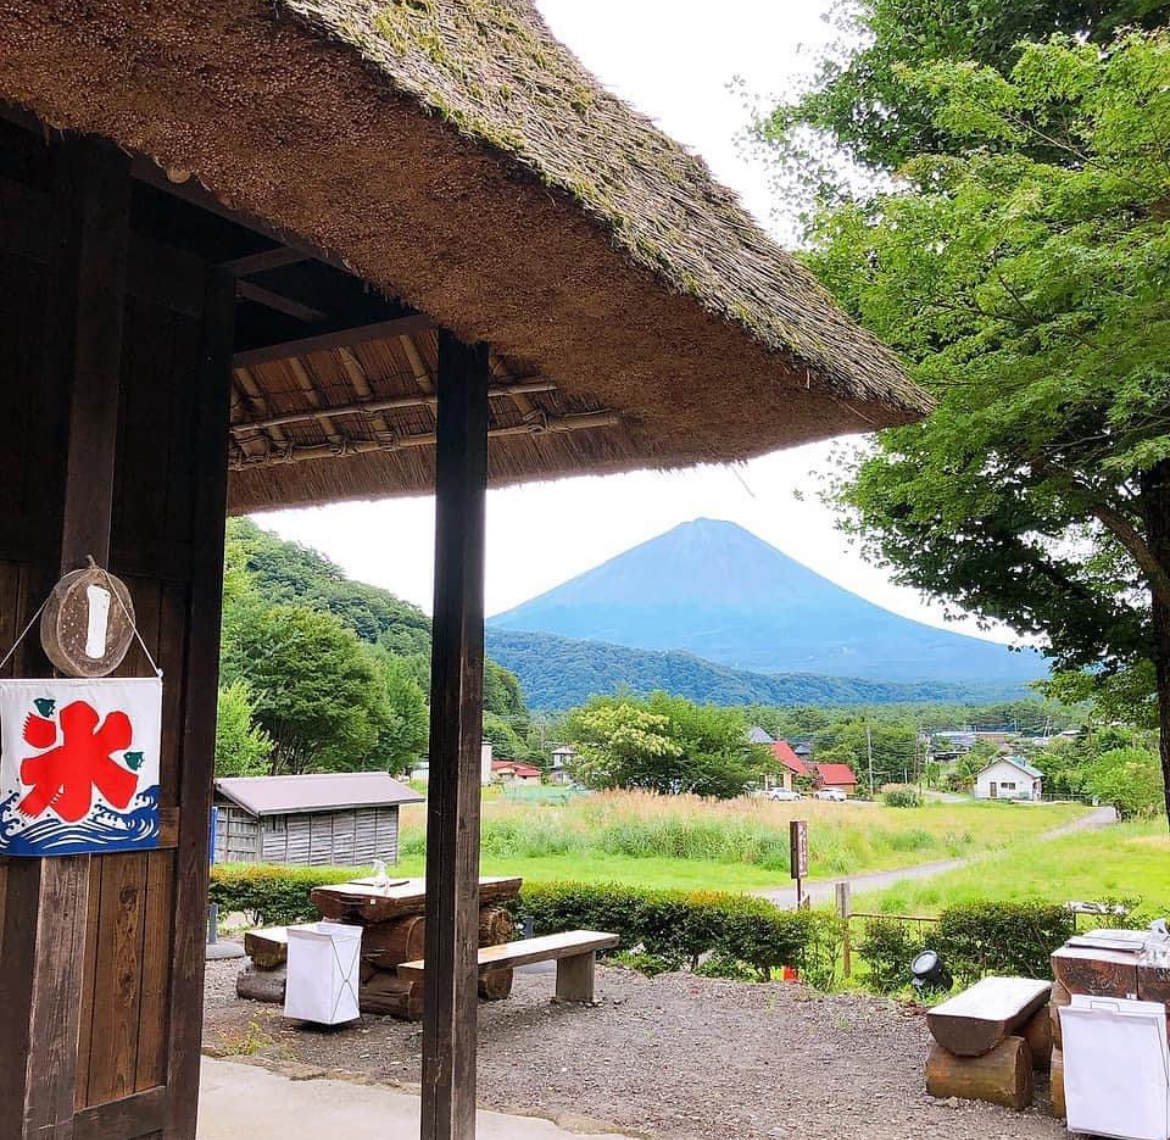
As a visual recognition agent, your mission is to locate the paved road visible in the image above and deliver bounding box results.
[754,804,1118,909]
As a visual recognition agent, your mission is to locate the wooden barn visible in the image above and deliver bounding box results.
[0,3,927,1140]
[213,772,423,866]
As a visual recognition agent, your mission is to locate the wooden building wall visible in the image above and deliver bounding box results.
[213,803,401,866]
[0,123,232,1139]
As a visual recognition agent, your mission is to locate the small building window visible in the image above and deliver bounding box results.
[1000,781,1016,790]
[263,816,286,833]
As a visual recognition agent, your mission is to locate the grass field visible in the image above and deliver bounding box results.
[854,819,1170,916]
[394,790,1089,891]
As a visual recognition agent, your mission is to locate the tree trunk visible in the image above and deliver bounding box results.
[1140,460,1170,829]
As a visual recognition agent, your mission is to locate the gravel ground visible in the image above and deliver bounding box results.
[203,958,1068,1140]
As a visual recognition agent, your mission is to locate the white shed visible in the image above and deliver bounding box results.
[973,757,1044,801]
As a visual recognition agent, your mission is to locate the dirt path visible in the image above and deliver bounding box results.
[753,804,1118,909]
[204,963,1067,1140]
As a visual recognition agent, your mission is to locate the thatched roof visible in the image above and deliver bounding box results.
[1,0,928,511]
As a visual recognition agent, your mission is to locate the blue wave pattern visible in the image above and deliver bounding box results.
[0,786,160,855]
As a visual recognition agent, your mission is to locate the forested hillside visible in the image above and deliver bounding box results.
[216,520,533,775]
[486,628,1025,711]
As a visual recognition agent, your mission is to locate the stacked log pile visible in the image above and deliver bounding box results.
[235,876,524,1020]
[924,977,1052,1111]
[312,876,522,1020]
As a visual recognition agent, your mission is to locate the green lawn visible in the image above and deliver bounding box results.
[392,794,1092,893]
[392,851,790,892]
[853,820,1170,916]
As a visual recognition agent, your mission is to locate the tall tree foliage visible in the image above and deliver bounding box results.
[790,33,1170,819]
[759,0,1167,183]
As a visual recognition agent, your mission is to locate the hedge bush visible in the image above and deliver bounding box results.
[882,785,923,808]
[511,880,842,982]
[933,901,1075,983]
[858,902,1078,993]
[210,863,358,926]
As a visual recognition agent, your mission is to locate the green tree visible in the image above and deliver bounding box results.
[222,603,389,775]
[213,679,273,777]
[367,649,429,774]
[795,33,1170,821]
[562,694,760,798]
[758,0,1167,181]
[1086,746,1166,818]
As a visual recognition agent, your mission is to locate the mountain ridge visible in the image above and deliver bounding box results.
[485,628,1033,711]
[489,518,1046,685]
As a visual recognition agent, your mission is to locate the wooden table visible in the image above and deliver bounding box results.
[310,876,523,1019]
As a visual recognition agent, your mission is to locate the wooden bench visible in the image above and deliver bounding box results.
[928,976,1051,1056]
[398,929,619,1004]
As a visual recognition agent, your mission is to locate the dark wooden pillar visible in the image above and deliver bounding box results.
[0,136,130,1140]
[421,331,490,1140]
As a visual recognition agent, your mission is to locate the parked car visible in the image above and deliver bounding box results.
[766,788,803,802]
[814,788,847,802]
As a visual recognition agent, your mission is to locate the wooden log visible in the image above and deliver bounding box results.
[1137,959,1170,1005]
[1022,1006,1052,1071]
[244,927,289,970]
[362,916,426,969]
[360,972,424,1020]
[926,977,1051,1057]
[479,906,513,946]
[1050,1046,1066,1119]
[925,1037,1034,1110]
[1052,945,1138,997]
[311,876,521,925]
[477,906,514,1000]
[478,970,514,1001]
[237,965,286,1004]
[1049,982,1071,1050]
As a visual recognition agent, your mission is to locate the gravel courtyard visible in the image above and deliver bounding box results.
[204,959,1067,1140]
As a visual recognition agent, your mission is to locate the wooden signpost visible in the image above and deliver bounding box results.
[790,819,809,908]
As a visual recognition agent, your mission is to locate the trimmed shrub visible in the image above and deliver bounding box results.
[858,917,925,993]
[882,785,923,808]
[511,880,842,981]
[210,863,358,926]
[933,901,1074,983]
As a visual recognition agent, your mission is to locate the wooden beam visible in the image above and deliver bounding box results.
[219,246,309,277]
[0,136,130,1140]
[230,379,558,434]
[421,332,490,1140]
[236,279,328,324]
[228,410,619,469]
[232,314,433,368]
[163,269,236,1140]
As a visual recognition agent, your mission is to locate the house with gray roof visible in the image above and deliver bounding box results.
[973,757,1044,802]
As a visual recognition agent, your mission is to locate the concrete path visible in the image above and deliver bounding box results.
[754,804,1118,909]
[198,1058,634,1140]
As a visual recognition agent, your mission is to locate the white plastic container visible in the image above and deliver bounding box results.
[283,921,362,1025]
[1060,994,1170,1140]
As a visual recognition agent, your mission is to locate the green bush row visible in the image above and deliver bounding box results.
[210,863,358,926]
[858,901,1078,991]
[510,880,843,984]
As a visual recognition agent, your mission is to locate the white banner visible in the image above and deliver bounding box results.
[0,677,162,856]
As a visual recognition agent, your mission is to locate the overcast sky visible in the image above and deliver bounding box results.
[255,2,1014,647]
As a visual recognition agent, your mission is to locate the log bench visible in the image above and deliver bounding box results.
[398,930,619,1005]
[925,977,1052,1111]
[927,976,1052,1056]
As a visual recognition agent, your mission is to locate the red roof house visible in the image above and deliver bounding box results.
[490,760,542,784]
[813,763,858,794]
[767,740,811,791]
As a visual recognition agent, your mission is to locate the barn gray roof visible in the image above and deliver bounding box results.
[215,772,424,816]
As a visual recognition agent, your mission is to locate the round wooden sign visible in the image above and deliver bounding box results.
[40,567,136,677]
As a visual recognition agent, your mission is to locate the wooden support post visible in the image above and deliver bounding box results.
[163,269,236,1140]
[836,882,852,978]
[555,953,596,1004]
[0,136,130,1140]
[420,331,490,1140]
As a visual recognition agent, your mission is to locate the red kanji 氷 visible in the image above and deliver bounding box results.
[17,700,136,822]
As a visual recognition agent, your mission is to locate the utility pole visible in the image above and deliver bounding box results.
[866,722,874,798]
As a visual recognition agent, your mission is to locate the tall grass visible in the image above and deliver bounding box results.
[397,790,1087,879]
